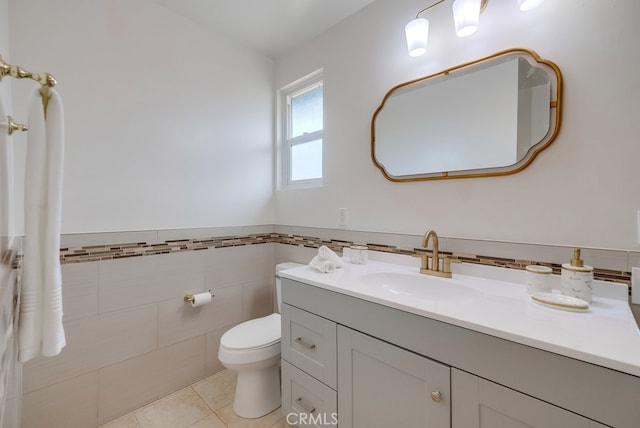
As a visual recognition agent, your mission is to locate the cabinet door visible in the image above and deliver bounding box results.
[452,369,610,428]
[337,326,450,428]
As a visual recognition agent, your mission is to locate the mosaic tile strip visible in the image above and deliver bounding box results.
[53,232,631,287]
[59,233,275,263]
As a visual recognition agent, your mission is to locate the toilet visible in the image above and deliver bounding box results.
[218,262,302,418]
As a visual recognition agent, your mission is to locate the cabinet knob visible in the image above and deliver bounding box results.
[431,391,442,402]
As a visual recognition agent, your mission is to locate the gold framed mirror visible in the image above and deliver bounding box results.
[371,48,562,182]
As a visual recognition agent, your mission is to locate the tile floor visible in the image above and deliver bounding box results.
[99,370,291,428]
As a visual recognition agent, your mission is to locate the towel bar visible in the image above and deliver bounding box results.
[0,56,57,113]
[0,55,56,87]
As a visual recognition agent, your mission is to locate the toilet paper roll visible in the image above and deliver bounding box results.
[191,292,212,307]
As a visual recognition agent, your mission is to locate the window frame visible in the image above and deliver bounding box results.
[280,69,324,189]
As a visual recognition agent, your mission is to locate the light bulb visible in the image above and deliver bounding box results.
[405,18,429,57]
[518,0,544,11]
[452,0,482,37]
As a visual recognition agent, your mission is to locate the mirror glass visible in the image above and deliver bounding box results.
[371,49,562,181]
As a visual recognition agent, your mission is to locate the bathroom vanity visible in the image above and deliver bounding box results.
[280,261,640,428]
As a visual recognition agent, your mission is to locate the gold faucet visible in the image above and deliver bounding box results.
[417,229,453,278]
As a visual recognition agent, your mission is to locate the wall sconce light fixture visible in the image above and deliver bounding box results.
[405,0,544,57]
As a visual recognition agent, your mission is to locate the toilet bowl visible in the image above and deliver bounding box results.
[218,262,302,419]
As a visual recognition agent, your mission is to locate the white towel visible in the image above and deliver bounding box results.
[309,246,343,273]
[318,245,344,268]
[310,255,337,273]
[18,87,66,363]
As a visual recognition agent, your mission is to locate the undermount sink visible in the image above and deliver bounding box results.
[360,271,479,301]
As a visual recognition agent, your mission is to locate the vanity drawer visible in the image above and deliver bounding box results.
[282,303,337,389]
[281,360,338,428]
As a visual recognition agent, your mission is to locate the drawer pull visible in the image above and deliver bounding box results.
[295,337,316,350]
[296,397,316,414]
[431,391,442,402]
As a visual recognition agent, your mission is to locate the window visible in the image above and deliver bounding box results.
[281,70,323,188]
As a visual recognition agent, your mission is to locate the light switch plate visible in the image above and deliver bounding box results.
[339,208,348,227]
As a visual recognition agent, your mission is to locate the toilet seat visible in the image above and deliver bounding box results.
[220,313,281,350]
[218,313,282,366]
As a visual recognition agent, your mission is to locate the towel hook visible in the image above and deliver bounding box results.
[3,115,28,136]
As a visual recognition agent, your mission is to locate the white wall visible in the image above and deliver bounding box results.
[9,0,275,234]
[275,0,640,250]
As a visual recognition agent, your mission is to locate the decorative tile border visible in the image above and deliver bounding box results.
[59,233,275,263]
[55,232,632,288]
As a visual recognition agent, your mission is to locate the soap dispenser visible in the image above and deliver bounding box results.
[560,248,594,302]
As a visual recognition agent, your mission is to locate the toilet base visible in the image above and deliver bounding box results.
[232,363,281,418]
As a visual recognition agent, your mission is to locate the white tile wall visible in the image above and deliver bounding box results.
[22,372,99,428]
[97,336,205,425]
[628,251,640,271]
[274,242,316,267]
[156,224,273,242]
[22,242,278,428]
[23,304,158,393]
[60,225,275,250]
[241,280,273,320]
[98,250,207,314]
[60,231,159,249]
[158,285,242,348]
[205,327,233,376]
[60,262,98,321]
[274,225,348,242]
[204,244,274,289]
[444,237,630,271]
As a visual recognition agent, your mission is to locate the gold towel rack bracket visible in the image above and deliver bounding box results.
[183,290,215,303]
[0,55,56,87]
[5,115,28,135]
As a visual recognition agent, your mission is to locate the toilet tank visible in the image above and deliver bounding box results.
[275,262,303,313]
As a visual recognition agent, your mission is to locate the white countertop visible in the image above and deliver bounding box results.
[280,259,640,377]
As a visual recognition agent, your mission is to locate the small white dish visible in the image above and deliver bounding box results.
[531,292,590,312]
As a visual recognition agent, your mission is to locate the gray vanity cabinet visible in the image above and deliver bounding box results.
[451,369,609,428]
[281,278,636,428]
[337,325,450,428]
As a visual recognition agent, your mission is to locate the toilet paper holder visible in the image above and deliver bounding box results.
[183,290,215,303]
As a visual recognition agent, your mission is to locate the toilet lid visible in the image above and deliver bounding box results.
[220,313,281,350]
